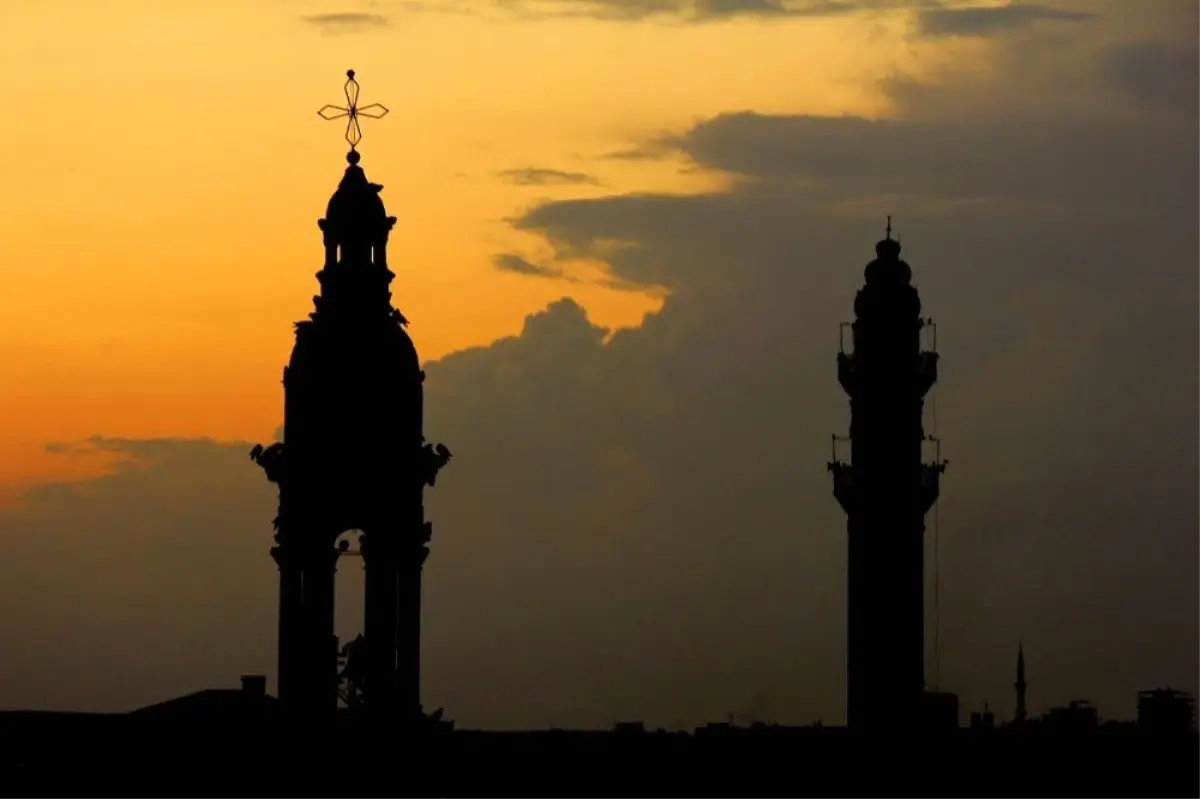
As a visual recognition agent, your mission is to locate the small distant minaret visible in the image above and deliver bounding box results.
[1014,642,1028,724]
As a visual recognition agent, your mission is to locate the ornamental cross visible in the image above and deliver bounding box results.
[317,69,389,150]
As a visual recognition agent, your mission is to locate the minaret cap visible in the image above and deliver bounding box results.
[863,215,912,288]
[876,215,902,260]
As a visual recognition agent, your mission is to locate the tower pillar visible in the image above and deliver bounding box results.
[362,531,400,714]
[272,545,303,707]
[396,549,425,720]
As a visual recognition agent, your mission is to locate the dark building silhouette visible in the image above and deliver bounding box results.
[971,701,996,732]
[1015,642,1028,724]
[129,675,277,723]
[1138,688,1197,735]
[252,70,451,722]
[828,219,946,732]
[1043,699,1100,732]
[919,690,960,732]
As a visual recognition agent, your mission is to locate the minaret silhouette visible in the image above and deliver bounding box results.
[1015,642,1028,724]
[252,71,452,722]
[828,218,946,731]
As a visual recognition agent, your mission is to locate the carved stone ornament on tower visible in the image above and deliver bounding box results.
[251,70,452,724]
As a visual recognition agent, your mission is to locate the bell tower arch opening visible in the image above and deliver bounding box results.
[334,530,366,709]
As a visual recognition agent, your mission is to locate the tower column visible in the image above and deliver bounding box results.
[362,532,400,715]
[396,541,428,722]
[289,542,339,717]
[273,546,303,707]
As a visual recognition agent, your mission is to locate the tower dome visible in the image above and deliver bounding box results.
[318,153,398,268]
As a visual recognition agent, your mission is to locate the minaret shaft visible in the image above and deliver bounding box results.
[829,226,944,732]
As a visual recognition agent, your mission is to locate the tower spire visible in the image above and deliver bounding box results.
[885,215,893,241]
[313,70,400,280]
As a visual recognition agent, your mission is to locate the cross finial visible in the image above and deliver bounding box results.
[886,215,893,240]
[317,69,389,161]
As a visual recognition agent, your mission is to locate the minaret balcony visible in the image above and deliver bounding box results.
[837,352,858,396]
[827,460,857,513]
[919,461,948,514]
[917,351,939,397]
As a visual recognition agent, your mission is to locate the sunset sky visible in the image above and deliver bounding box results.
[0,0,1196,730]
[2,0,913,485]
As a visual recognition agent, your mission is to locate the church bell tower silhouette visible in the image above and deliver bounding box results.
[252,70,452,722]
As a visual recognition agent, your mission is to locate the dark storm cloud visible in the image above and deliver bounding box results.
[655,111,1191,219]
[1100,39,1200,112]
[917,3,1093,37]
[498,23,1197,724]
[497,167,603,187]
[2,12,1195,730]
[493,253,573,280]
[301,12,390,30]
[0,437,276,713]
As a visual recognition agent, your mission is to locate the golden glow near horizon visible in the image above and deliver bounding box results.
[0,0,958,495]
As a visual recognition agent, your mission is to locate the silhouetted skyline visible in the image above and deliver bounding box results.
[0,1,1196,739]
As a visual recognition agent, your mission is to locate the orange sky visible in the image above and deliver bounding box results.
[0,0,969,494]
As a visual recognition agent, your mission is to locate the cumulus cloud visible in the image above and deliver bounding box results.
[1,8,1195,730]
[658,111,1187,217]
[483,16,1196,724]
